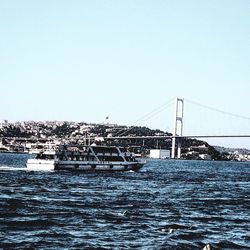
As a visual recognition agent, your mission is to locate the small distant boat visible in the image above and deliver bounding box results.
[26,145,146,171]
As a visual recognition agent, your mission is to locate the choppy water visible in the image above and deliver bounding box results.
[0,153,249,249]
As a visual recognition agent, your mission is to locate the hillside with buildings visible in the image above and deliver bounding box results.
[0,120,249,161]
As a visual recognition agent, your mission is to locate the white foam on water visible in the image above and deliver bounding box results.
[0,166,26,171]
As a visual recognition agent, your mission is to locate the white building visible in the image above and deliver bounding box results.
[199,154,212,160]
[0,120,8,129]
[149,149,170,159]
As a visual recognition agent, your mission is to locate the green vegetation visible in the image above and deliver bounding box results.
[0,125,31,138]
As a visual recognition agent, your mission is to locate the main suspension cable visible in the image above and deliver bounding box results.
[185,98,250,121]
[116,98,175,137]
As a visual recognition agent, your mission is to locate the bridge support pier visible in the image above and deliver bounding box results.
[171,98,184,159]
[177,141,181,159]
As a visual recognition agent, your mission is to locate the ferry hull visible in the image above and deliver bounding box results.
[55,161,144,172]
[27,160,145,172]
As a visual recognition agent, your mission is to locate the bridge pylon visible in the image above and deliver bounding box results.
[171,97,184,159]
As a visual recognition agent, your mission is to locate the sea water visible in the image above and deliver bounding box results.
[0,153,249,249]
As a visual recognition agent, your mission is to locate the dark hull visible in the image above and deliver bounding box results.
[54,161,145,172]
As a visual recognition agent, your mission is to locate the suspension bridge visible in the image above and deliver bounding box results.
[105,97,250,159]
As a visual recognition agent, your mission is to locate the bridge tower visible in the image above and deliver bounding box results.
[171,97,184,159]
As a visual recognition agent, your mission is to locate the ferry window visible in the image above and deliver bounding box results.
[36,154,43,159]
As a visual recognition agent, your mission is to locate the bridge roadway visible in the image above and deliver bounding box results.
[104,135,250,140]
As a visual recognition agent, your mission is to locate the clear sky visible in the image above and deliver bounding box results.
[0,0,249,148]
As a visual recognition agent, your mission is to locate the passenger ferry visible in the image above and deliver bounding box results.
[26,145,146,171]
